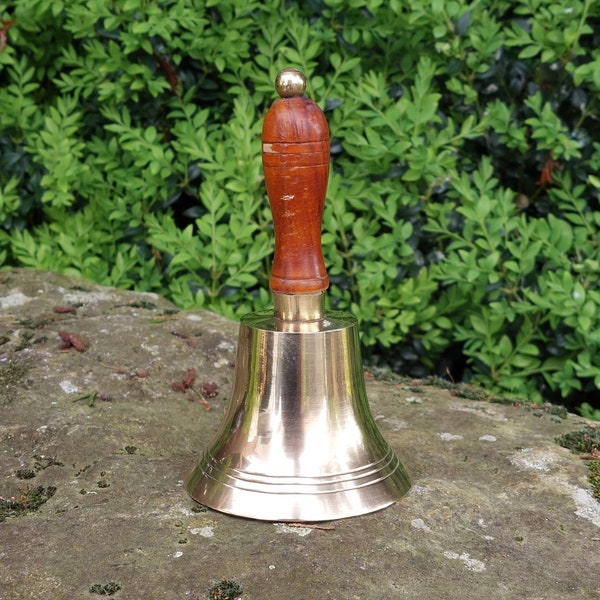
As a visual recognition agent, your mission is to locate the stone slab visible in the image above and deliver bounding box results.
[1,269,599,599]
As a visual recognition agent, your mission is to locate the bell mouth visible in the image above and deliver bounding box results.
[186,444,408,522]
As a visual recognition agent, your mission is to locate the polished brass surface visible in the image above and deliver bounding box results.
[275,67,306,98]
[185,309,411,521]
[272,291,324,323]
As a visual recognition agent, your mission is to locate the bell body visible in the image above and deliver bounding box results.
[185,309,411,521]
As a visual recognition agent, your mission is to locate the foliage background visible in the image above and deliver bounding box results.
[1,0,599,417]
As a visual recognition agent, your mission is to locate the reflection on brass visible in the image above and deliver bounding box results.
[272,291,324,325]
[275,67,306,98]
[185,309,411,521]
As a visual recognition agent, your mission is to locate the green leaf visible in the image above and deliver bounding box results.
[519,45,541,59]
[498,335,513,358]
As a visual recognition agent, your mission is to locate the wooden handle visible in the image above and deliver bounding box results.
[262,68,330,295]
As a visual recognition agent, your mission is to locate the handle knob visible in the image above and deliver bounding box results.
[262,68,330,296]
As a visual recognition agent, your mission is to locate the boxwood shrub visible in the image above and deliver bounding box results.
[1,0,599,417]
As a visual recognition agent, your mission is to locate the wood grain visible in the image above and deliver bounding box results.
[262,96,330,295]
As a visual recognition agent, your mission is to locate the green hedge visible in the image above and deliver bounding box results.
[1,0,599,417]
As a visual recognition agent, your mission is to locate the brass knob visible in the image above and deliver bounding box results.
[275,67,306,98]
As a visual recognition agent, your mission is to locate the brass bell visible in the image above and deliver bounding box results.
[185,67,411,521]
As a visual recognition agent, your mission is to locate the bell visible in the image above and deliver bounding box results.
[185,68,411,521]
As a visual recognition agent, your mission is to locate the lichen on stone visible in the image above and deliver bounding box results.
[0,360,29,405]
[208,580,243,599]
[589,462,600,501]
[0,485,56,522]
[89,581,122,595]
[556,427,600,454]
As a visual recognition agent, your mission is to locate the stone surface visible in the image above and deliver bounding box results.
[1,268,599,599]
